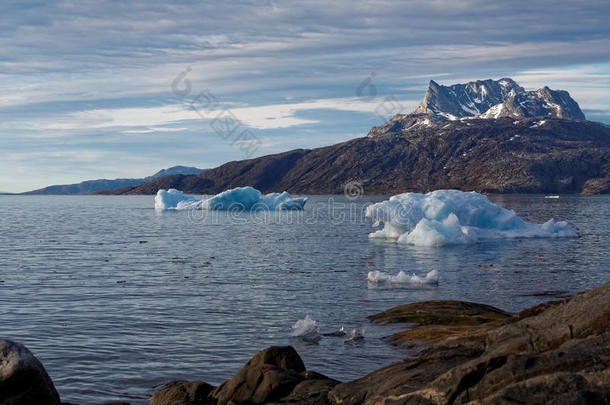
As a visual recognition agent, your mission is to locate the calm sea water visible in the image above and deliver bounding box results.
[0,194,608,404]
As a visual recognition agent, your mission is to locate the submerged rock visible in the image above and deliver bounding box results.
[0,340,61,405]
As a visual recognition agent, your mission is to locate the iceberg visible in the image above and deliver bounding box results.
[154,187,307,211]
[154,189,200,210]
[367,269,439,285]
[366,189,578,247]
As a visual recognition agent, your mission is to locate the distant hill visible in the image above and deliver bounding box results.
[23,166,206,195]
[100,78,610,196]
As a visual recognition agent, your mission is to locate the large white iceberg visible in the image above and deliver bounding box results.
[154,187,307,211]
[366,189,578,247]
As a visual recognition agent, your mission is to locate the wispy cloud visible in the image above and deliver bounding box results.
[1,0,609,191]
[26,97,418,134]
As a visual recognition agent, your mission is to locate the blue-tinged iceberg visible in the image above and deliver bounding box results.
[154,189,200,210]
[154,187,307,211]
[366,189,578,247]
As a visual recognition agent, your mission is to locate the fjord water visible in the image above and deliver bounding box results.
[0,194,608,404]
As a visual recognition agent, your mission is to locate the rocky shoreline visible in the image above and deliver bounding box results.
[2,282,608,405]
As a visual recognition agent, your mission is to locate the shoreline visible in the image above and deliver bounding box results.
[2,282,608,405]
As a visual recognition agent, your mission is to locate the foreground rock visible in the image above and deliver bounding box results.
[209,346,339,405]
[329,282,610,404]
[149,381,213,405]
[0,340,60,405]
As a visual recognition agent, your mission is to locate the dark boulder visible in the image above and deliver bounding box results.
[0,340,61,405]
[244,346,306,373]
[210,346,306,405]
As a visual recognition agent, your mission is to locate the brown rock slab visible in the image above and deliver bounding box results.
[281,371,340,405]
[369,300,511,345]
[149,380,213,405]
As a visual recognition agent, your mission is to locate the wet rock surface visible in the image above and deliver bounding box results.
[368,300,511,346]
[328,282,610,404]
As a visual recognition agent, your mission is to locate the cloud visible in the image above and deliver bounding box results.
[1,0,610,190]
[30,97,419,133]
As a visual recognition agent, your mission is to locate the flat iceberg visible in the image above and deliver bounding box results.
[367,269,439,285]
[154,187,307,211]
[366,189,577,247]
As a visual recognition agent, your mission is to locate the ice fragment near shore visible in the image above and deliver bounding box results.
[291,315,321,343]
[366,189,577,247]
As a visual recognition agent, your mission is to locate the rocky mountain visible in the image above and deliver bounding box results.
[101,118,610,195]
[24,165,206,195]
[100,79,609,196]
[413,78,585,121]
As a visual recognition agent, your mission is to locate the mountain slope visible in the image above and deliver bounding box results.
[24,166,206,195]
[101,118,610,195]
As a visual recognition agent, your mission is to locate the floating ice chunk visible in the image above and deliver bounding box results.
[366,189,577,247]
[367,269,439,285]
[154,189,200,210]
[344,327,366,344]
[291,315,321,343]
[154,187,307,211]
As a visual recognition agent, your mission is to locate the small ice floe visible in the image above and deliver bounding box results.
[367,269,439,285]
[291,315,321,343]
[545,195,560,199]
[344,327,366,345]
[323,326,346,337]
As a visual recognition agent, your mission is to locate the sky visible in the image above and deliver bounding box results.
[1,0,609,192]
